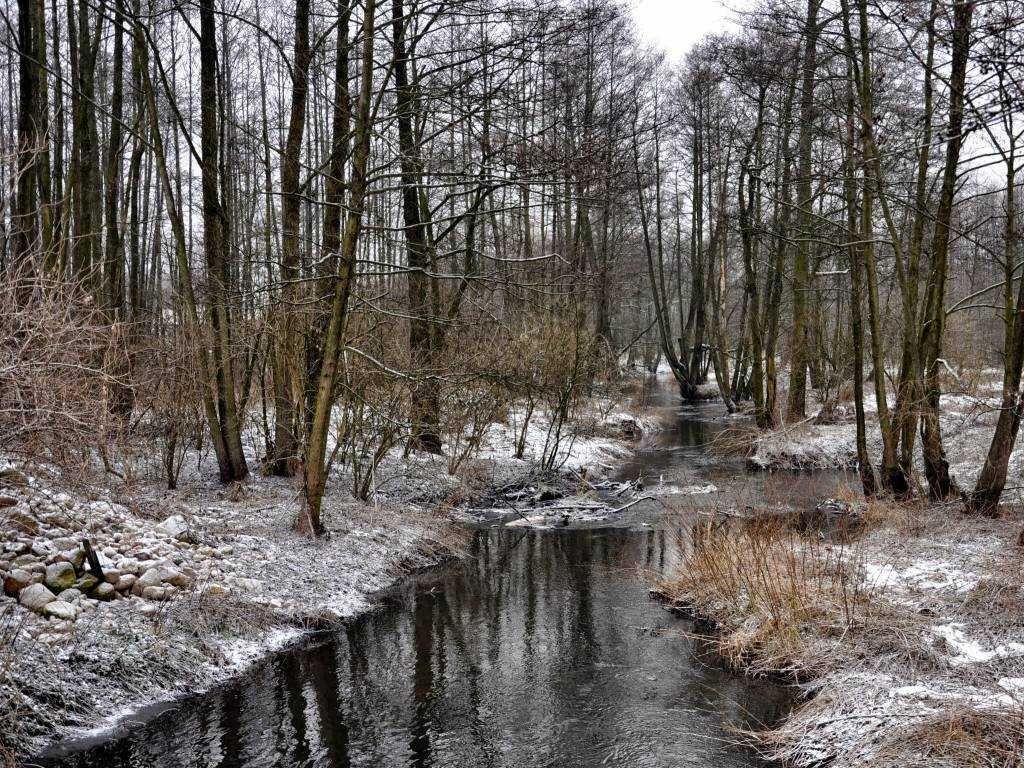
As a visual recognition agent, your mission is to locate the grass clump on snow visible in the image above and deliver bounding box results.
[657,518,872,678]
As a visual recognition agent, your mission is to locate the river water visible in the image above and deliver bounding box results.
[39,379,847,768]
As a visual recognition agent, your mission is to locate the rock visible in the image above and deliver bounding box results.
[75,573,99,592]
[103,568,122,585]
[132,567,164,595]
[8,542,32,558]
[114,574,136,592]
[216,545,234,557]
[0,468,29,488]
[19,583,56,612]
[4,508,38,535]
[161,568,191,588]
[42,600,78,621]
[58,548,87,570]
[56,588,83,602]
[156,514,189,540]
[3,568,32,596]
[141,585,168,601]
[16,558,45,575]
[116,557,140,575]
[91,582,116,601]
[31,540,53,558]
[44,562,77,593]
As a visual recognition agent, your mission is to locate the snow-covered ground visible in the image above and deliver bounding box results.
[0,389,652,761]
[748,371,1022,500]
[762,507,1024,767]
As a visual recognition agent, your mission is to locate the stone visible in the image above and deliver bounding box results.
[56,588,83,603]
[3,568,32,597]
[91,582,116,601]
[132,567,164,596]
[114,574,136,592]
[75,574,99,592]
[116,557,140,575]
[44,562,76,593]
[7,541,31,556]
[103,568,122,585]
[160,568,191,588]
[216,545,234,557]
[156,515,189,540]
[141,585,168,601]
[59,549,87,570]
[31,540,53,558]
[4,508,38,535]
[42,600,78,621]
[19,583,56,612]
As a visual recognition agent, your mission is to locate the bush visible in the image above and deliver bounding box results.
[0,278,127,474]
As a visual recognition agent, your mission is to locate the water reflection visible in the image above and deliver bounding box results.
[618,378,857,515]
[39,528,790,768]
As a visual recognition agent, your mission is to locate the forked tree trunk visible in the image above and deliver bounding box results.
[920,0,973,501]
[300,0,377,535]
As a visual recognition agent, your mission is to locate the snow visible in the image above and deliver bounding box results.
[863,559,982,594]
[930,622,1024,666]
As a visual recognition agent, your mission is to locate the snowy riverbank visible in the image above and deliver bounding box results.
[747,371,1024,502]
[761,505,1024,767]
[0,392,652,763]
[658,370,1024,767]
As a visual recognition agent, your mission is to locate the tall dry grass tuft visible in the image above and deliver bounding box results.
[869,705,1024,768]
[658,519,871,676]
[0,606,24,768]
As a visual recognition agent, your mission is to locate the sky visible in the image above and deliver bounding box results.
[630,0,738,61]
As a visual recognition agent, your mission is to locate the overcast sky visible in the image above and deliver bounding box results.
[631,0,738,61]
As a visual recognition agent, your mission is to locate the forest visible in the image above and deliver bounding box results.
[1,0,1024,767]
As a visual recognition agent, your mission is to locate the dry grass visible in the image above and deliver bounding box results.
[0,606,26,768]
[869,706,1024,768]
[707,423,760,459]
[658,520,871,676]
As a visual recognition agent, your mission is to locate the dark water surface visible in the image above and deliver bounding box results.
[38,379,802,768]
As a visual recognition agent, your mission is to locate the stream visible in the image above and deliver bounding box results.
[37,377,850,768]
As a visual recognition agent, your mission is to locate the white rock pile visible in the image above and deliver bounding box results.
[0,468,240,635]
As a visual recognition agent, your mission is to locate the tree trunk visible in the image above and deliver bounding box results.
[786,0,821,421]
[920,0,973,501]
[270,0,312,477]
[301,0,377,534]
